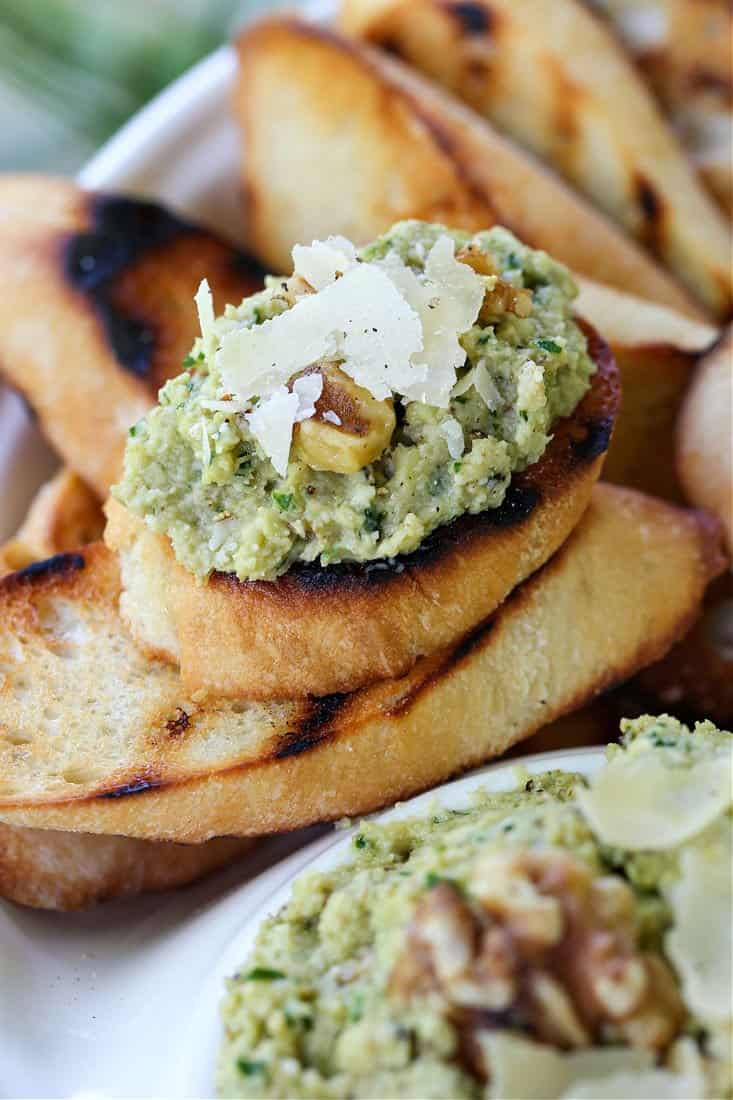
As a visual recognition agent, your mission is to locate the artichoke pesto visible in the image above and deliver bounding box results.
[218,716,733,1100]
[115,221,596,582]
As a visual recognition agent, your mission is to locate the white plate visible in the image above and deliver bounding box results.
[0,7,604,1099]
[0,748,602,1099]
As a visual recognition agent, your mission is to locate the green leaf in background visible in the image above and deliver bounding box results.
[0,0,291,172]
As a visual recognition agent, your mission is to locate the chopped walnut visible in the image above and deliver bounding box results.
[389,850,685,1081]
[479,281,533,322]
[456,246,498,278]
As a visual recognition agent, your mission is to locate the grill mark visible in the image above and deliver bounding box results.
[100,776,162,799]
[570,415,614,463]
[61,194,261,382]
[6,552,86,587]
[444,1,493,35]
[274,694,349,759]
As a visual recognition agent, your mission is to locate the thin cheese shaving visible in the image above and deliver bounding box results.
[480,1032,653,1100]
[664,822,733,1023]
[576,753,732,850]
[247,388,300,477]
[440,417,465,459]
[195,279,216,357]
[291,237,357,290]
[218,262,426,403]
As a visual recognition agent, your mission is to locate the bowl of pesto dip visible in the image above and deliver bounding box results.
[195,715,732,1099]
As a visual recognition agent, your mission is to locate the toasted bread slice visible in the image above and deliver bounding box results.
[235,17,703,320]
[574,278,718,501]
[340,0,732,318]
[0,468,103,577]
[676,326,732,554]
[0,483,724,842]
[0,825,251,911]
[105,326,619,700]
[590,0,733,219]
[0,176,264,497]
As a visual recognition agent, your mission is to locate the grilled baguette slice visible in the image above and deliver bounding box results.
[0,468,103,577]
[340,0,732,318]
[0,483,724,842]
[235,17,703,319]
[589,0,733,219]
[106,325,619,700]
[574,278,717,502]
[0,825,250,911]
[676,326,732,555]
[0,176,264,497]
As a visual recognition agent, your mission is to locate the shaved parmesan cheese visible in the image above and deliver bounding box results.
[440,417,465,459]
[195,279,216,356]
[382,235,484,406]
[576,752,732,850]
[323,410,342,426]
[292,373,323,422]
[453,360,501,410]
[563,1069,701,1100]
[292,236,357,290]
[664,823,733,1022]
[480,1032,652,1100]
[218,263,425,404]
[199,420,211,467]
[247,388,300,476]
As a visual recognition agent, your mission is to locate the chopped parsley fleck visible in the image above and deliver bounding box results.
[453,461,462,472]
[244,967,286,982]
[535,338,562,354]
[354,833,369,850]
[237,1059,267,1077]
[272,491,294,511]
[182,355,196,367]
[128,423,143,437]
[363,506,381,533]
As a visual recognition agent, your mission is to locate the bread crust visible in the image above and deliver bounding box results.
[341,0,733,318]
[0,824,250,911]
[106,325,620,699]
[235,17,705,319]
[676,326,732,554]
[0,468,103,577]
[0,484,724,841]
[574,278,718,502]
[0,176,264,496]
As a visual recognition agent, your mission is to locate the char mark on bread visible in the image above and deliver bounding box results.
[445,1,494,35]
[2,552,86,590]
[62,195,264,386]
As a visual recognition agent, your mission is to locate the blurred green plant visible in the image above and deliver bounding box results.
[0,0,283,172]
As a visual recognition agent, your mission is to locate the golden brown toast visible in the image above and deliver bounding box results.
[0,176,264,497]
[234,17,703,319]
[0,468,104,577]
[574,278,718,502]
[0,825,251,911]
[590,0,733,219]
[0,484,723,842]
[105,326,619,700]
[340,0,732,318]
[676,326,732,554]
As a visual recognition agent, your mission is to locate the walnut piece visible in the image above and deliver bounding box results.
[389,850,685,1081]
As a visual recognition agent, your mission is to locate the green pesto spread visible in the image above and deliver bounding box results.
[115,222,595,582]
[217,716,732,1099]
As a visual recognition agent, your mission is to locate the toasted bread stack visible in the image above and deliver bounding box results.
[0,8,730,909]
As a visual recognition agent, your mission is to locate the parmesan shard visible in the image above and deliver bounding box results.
[576,753,732,850]
[217,262,425,403]
[291,236,357,290]
[664,823,733,1023]
[195,279,216,356]
[382,235,484,407]
[247,388,300,476]
[440,417,465,459]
